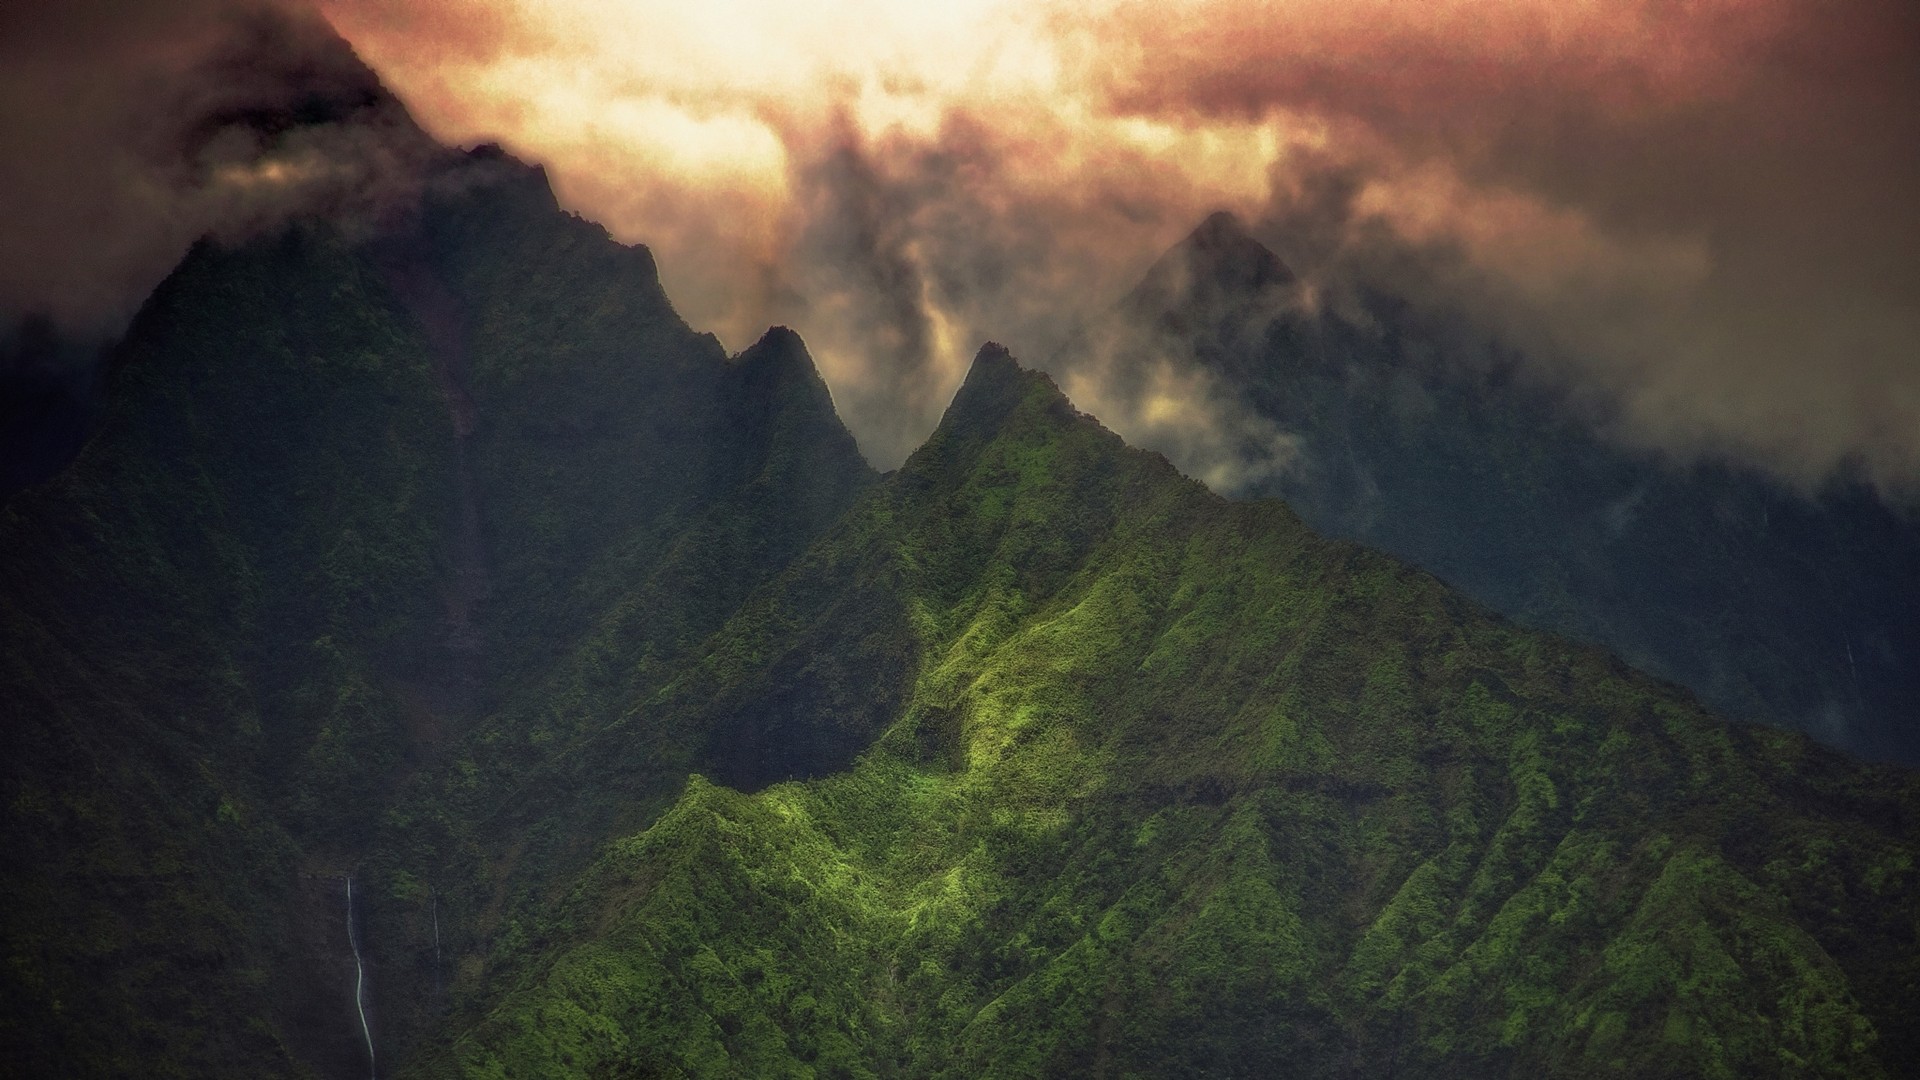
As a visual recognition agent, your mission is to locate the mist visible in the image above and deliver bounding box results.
[301,0,1917,495]
[0,0,438,345]
[7,0,1916,496]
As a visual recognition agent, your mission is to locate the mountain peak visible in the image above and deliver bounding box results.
[962,340,1022,389]
[1192,209,1253,245]
[737,325,809,371]
[753,324,806,350]
[1126,210,1295,324]
[947,343,1053,427]
[905,343,1074,468]
[449,142,561,215]
[729,326,849,428]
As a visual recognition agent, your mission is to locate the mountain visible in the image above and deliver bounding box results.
[0,145,872,1076]
[2,128,1917,1078]
[0,316,103,498]
[1105,212,1920,766]
[1126,210,1296,336]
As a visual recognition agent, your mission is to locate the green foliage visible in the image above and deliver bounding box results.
[411,352,1920,1079]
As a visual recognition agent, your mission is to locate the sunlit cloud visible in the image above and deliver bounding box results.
[301,0,1919,486]
[316,0,1340,465]
[27,0,1894,487]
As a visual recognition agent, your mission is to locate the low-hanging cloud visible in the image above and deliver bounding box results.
[0,0,438,342]
[9,0,1916,497]
[315,0,1295,467]
[308,0,1919,494]
[1083,0,1920,492]
[755,109,1294,469]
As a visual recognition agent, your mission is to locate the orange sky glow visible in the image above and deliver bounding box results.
[308,0,1919,482]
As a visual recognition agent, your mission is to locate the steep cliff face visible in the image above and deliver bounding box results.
[0,147,873,1077]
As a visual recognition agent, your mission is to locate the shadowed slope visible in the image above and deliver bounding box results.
[0,148,874,1076]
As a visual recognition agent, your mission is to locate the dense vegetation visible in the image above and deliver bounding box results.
[1,154,1915,1078]
[421,347,1920,1079]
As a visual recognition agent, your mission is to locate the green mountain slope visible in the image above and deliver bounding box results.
[0,149,872,1077]
[423,349,1920,1078]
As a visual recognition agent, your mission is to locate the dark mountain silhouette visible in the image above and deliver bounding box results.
[1105,211,1920,766]
[0,144,873,1075]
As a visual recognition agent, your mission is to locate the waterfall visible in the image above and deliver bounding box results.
[1845,634,1865,708]
[346,875,376,1079]
[430,885,442,998]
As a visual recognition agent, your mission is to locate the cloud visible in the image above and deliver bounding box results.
[1074,0,1920,491]
[302,0,1919,492]
[0,0,438,342]
[750,110,1301,466]
[311,0,1302,466]
[10,0,1915,492]
[1057,329,1304,496]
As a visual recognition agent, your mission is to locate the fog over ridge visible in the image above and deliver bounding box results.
[3,0,1915,498]
[0,0,441,338]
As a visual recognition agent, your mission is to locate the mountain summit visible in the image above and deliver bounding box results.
[932,341,1055,441]
[1126,209,1296,331]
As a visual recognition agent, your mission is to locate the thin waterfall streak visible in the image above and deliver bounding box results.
[1845,635,1864,706]
[347,875,376,1080]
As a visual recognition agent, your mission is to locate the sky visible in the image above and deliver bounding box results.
[4,0,1917,489]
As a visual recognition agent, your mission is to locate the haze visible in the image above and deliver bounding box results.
[5,0,1916,487]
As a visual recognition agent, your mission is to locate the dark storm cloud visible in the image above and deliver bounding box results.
[800,113,1309,485]
[786,124,944,464]
[737,108,1292,475]
[311,0,1918,493]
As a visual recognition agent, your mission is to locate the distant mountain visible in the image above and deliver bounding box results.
[1106,211,1920,766]
[1126,210,1296,334]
